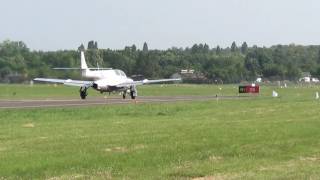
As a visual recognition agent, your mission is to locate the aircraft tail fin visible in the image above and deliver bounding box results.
[81,51,89,70]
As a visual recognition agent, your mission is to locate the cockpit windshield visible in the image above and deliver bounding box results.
[120,71,126,77]
[115,70,121,76]
[115,70,126,77]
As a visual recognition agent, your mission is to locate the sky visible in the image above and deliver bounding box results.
[0,0,319,51]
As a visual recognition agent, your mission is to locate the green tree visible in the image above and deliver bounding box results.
[203,44,210,53]
[143,42,148,53]
[87,41,98,50]
[317,48,320,64]
[132,44,137,52]
[191,44,199,54]
[3,39,320,83]
[231,41,237,53]
[216,46,221,55]
[241,42,248,54]
[78,44,85,51]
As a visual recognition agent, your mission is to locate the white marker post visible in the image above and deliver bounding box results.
[272,90,278,98]
[316,92,319,100]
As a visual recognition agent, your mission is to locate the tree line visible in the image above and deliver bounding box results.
[1,40,320,83]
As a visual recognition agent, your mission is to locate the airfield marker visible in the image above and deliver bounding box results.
[316,92,319,100]
[272,90,278,98]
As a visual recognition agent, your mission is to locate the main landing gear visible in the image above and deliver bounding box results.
[122,86,137,100]
[130,85,137,100]
[79,87,88,99]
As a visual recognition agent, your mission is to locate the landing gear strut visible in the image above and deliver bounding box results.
[122,91,126,99]
[79,87,88,99]
[130,85,137,100]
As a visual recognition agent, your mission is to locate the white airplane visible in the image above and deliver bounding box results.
[34,51,181,99]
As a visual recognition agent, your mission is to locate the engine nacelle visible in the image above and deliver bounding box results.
[92,81,109,91]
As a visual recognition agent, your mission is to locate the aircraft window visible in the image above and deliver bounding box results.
[120,71,126,76]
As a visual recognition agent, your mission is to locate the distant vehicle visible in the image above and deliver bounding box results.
[34,51,181,99]
[256,77,262,83]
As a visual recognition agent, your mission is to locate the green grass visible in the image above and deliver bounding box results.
[1,84,320,179]
[0,84,252,99]
[1,83,319,100]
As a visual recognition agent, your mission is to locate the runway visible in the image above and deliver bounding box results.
[0,95,247,109]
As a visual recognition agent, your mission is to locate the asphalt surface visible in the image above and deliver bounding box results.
[0,95,246,109]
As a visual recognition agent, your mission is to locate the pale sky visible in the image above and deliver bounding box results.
[0,0,319,51]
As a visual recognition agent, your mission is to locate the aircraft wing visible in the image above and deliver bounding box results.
[34,78,93,87]
[117,78,181,87]
[53,68,112,70]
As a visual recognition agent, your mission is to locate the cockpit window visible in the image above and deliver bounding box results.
[115,70,121,76]
[120,71,126,77]
[114,70,126,77]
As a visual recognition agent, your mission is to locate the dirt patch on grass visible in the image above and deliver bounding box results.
[259,160,296,172]
[114,121,127,125]
[193,176,224,180]
[259,156,320,172]
[105,146,128,153]
[208,155,223,162]
[104,144,146,153]
[299,156,320,162]
[133,144,146,150]
[22,123,35,128]
[93,170,113,179]
[192,173,240,180]
[113,146,128,152]
[175,161,192,170]
[47,174,85,180]
[47,170,112,179]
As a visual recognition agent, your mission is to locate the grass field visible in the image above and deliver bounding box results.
[0,84,242,99]
[0,84,320,179]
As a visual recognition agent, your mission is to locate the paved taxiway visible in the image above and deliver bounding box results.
[0,96,247,109]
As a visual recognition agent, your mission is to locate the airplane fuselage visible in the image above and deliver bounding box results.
[85,69,134,93]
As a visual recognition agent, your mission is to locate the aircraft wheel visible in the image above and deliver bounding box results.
[130,91,136,99]
[79,87,88,99]
[130,85,137,100]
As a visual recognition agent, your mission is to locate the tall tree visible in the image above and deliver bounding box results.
[317,48,320,64]
[191,44,199,54]
[216,46,221,55]
[203,44,210,53]
[78,44,85,51]
[132,44,137,52]
[241,42,248,54]
[87,41,98,49]
[231,41,237,53]
[87,41,94,49]
[143,42,148,53]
